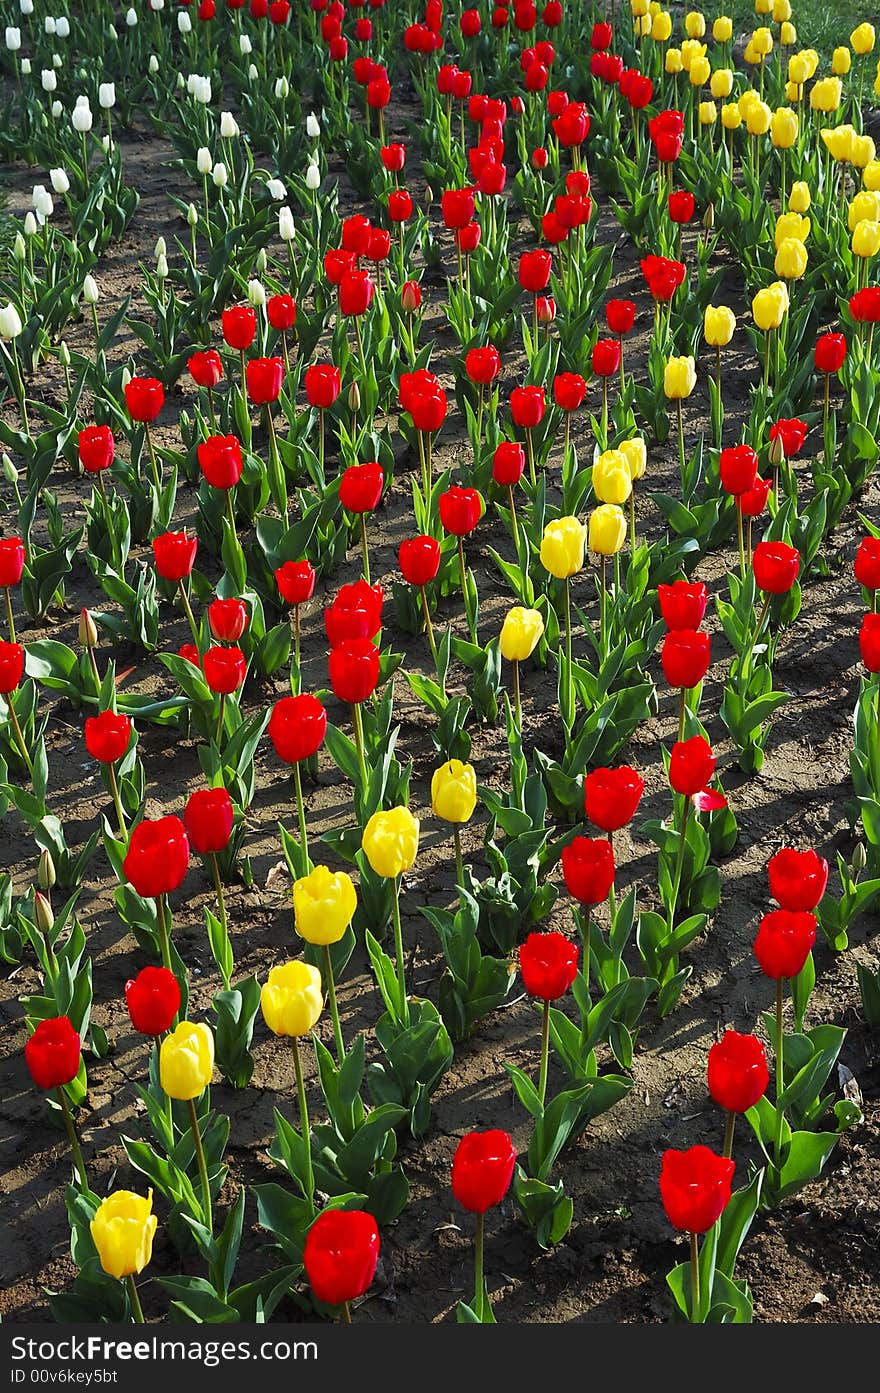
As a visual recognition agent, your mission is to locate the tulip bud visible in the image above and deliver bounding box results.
[187,202,199,227]
[239,34,252,55]
[59,340,70,367]
[852,842,867,875]
[247,63,258,82]
[121,366,132,388]
[424,185,434,207]
[83,274,99,305]
[274,78,289,101]
[306,162,321,191]
[401,281,421,313]
[79,607,98,648]
[348,380,361,412]
[34,890,54,935]
[108,24,118,39]
[256,248,267,273]
[220,111,239,140]
[212,162,228,189]
[768,432,785,467]
[50,167,70,195]
[196,146,212,176]
[306,113,321,138]
[278,206,295,241]
[42,69,57,92]
[51,100,62,119]
[72,103,93,133]
[703,202,715,232]
[56,14,69,34]
[13,233,25,263]
[98,82,116,110]
[2,452,19,485]
[126,8,137,26]
[148,55,158,74]
[156,254,168,280]
[0,303,24,340]
[247,278,266,307]
[177,10,191,33]
[23,212,37,237]
[154,236,167,259]
[37,849,56,892]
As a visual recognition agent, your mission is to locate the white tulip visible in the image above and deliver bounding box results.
[220,111,239,139]
[0,304,24,340]
[56,16,69,38]
[51,99,62,118]
[150,0,165,10]
[278,206,295,242]
[20,56,30,75]
[41,69,57,92]
[32,185,54,219]
[83,274,99,305]
[148,55,158,74]
[196,146,212,175]
[13,233,25,262]
[306,162,321,191]
[5,26,21,50]
[247,279,266,308]
[108,24,118,40]
[275,77,289,101]
[266,178,287,200]
[239,35,252,55]
[156,254,168,280]
[126,8,137,26]
[177,12,191,34]
[187,203,199,227]
[23,212,37,236]
[100,135,112,153]
[306,113,320,138]
[72,104,92,133]
[121,366,132,389]
[44,16,55,35]
[50,167,70,194]
[98,83,115,110]
[247,63,258,81]
[20,0,34,15]
[52,52,62,67]
[212,162,228,189]
[154,236,167,258]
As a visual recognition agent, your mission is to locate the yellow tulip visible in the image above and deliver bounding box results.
[745,99,772,135]
[770,107,798,149]
[822,124,855,163]
[774,237,808,279]
[704,304,736,346]
[788,181,811,212]
[685,12,706,39]
[681,39,707,72]
[755,0,771,14]
[540,515,587,579]
[588,505,627,557]
[499,606,545,662]
[361,806,419,878]
[801,49,820,80]
[852,135,877,170]
[738,88,760,117]
[689,55,711,86]
[431,759,478,823]
[784,79,801,101]
[832,47,852,77]
[713,16,733,42]
[863,162,880,191]
[851,23,876,56]
[293,864,357,946]
[779,21,796,46]
[651,11,672,41]
[592,450,632,505]
[634,13,651,36]
[631,0,649,14]
[853,220,880,258]
[710,68,733,98]
[159,1021,214,1100]
[772,0,791,20]
[91,1190,157,1280]
[699,101,718,125]
[810,77,843,113]
[752,27,773,57]
[260,960,323,1037]
[751,281,789,331]
[775,211,810,246]
[663,355,697,400]
[721,102,743,130]
[849,191,880,232]
[788,53,810,85]
[619,436,647,481]
[666,47,684,74]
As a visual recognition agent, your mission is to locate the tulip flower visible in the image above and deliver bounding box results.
[268,693,327,872]
[303,1208,380,1320]
[161,1020,216,1230]
[294,865,357,1060]
[125,377,164,489]
[275,558,315,689]
[91,1190,157,1321]
[25,1016,87,1190]
[184,786,234,948]
[398,534,442,664]
[339,462,384,582]
[560,834,615,988]
[123,816,189,979]
[0,535,23,642]
[152,530,202,655]
[499,605,544,731]
[708,1030,770,1156]
[451,1129,516,1321]
[208,597,248,644]
[855,537,880,597]
[431,759,477,890]
[754,904,818,1161]
[262,961,323,1211]
[519,931,578,1101]
[362,806,419,1024]
[662,629,712,739]
[188,349,223,428]
[658,581,708,632]
[84,709,132,840]
[659,1146,734,1317]
[125,966,180,1037]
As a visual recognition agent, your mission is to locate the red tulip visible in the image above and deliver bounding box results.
[202,645,246,694]
[328,639,380,705]
[268,693,327,764]
[583,766,645,832]
[451,1130,516,1213]
[184,787,234,855]
[519,931,579,1000]
[719,445,758,497]
[752,541,800,594]
[552,101,589,146]
[739,476,771,518]
[510,385,546,429]
[441,187,476,229]
[860,612,880,671]
[659,1146,734,1233]
[465,345,502,385]
[0,537,25,588]
[518,249,552,293]
[342,215,372,257]
[188,349,224,389]
[658,581,707,631]
[388,189,413,222]
[606,298,637,335]
[661,630,711,690]
[561,835,615,904]
[668,190,695,224]
[267,294,297,332]
[854,537,880,590]
[78,425,115,474]
[152,531,197,582]
[753,909,816,979]
[125,966,181,1036]
[84,710,132,765]
[125,377,164,424]
[768,417,808,457]
[276,560,316,606]
[439,486,483,536]
[0,640,25,693]
[339,462,384,514]
[24,1016,82,1090]
[707,1031,769,1114]
[381,143,406,172]
[399,535,441,587]
[197,434,243,489]
[591,20,612,48]
[338,269,375,317]
[640,254,686,302]
[592,338,621,377]
[669,736,715,797]
[303,1209,380,1307]
[492,441,526,486]
[768,848,829,912]
[246,356,284,405]
[324,581,384,646]
[814,332,846,374]
[850,286,880,323]
[123,816,190,899]
[208,597,249,642]
[304,364,341,409]
[222,304,257,351]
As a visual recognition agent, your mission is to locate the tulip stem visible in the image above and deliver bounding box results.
[722,1110,736,1160]
[667,796,691,938]
[108,761,128,842]
[341,1300,352,1324]
[457,538,476,643]
[689,1231,701,1321]
[187,1098,213,1236]
[292,606,301,695]
[144,423,161,494]
[678,687,686,744]
[391,877,410,1027]
[178,581,202,656]
[419,587,439,669]
[417,430,429,498]
[7,700,34,778]
[4,586,16,644]
[324,944,345,1064]
[538,999,551,1107]
[453,826,465,896]
[563,576,574,731]
[507,484,520,551]
[292,1035,315,1213]
[210,850,228,934]
[473,1211,485,1313]
[225,487,237,540]
[215,694,226,747]
[599,557,607,662]
[126,1274,145,1324]
[293,760,310,878]
[155,894,172,975]
[266,408,288,526]
[774,977,785,1166]
[629,490,636,555]
[359,513,371,585]
[512,658,522,734]
[58,1087,88,1192]
[525,428,536,486]
[676,399,685,483]
[351,701,368,790]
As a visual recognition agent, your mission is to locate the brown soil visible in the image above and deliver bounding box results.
[1,109,879,1326]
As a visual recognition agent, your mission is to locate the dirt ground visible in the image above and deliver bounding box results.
[1,105,879,1325]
